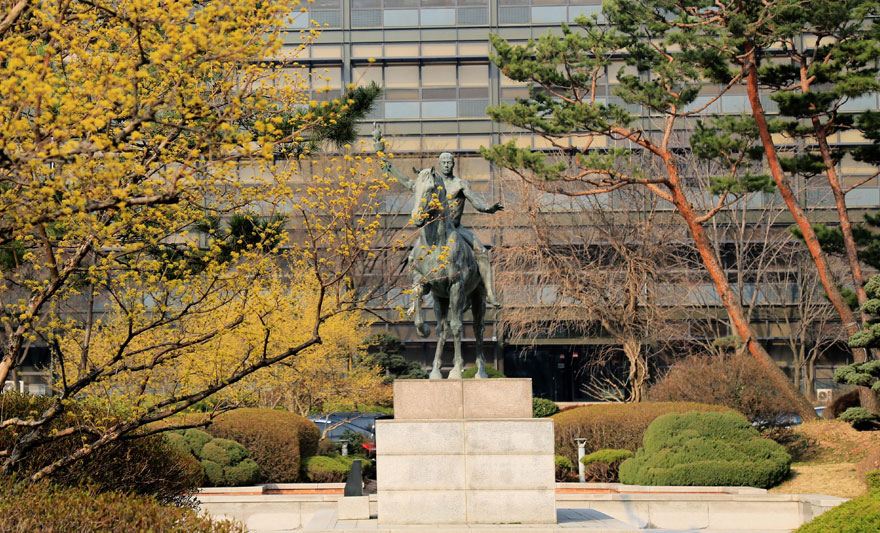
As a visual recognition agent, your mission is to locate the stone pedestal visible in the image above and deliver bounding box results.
[376,379,556,525]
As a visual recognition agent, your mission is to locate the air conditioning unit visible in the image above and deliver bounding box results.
[816,389,833,405]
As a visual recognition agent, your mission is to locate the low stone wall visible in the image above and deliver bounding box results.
[556,483,846,531]
[197,483,349,532]
[197,483,846,532]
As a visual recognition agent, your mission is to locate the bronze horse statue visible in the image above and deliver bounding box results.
[410,167,488,379]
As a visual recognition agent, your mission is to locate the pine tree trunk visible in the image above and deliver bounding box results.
[663,158,817,420]
[797,63,871,327]
[744,45,879,413]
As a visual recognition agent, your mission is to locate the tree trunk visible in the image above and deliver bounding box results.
[743,44,877,413]
[622,338,648,402]
[805,356,816,403]
[797,62,871,327]
[664,158,817,420]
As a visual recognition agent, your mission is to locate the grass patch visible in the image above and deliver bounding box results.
[769,463,865,498]
[794,421,880,464]
[767,420,880,498]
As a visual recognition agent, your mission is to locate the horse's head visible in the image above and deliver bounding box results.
[411,167,447,228]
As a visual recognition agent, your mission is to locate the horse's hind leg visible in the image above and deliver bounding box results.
[430,297,449,380]
[471,288,488,379]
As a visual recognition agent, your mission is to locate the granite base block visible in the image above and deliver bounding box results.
[337,496,370,520]
[392,379,532,419]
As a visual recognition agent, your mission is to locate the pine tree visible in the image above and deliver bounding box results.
[484,11,816,418]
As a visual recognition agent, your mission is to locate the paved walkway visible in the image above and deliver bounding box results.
[301,508,790,533]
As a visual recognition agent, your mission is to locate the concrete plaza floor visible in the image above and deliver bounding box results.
[298,508,790,533]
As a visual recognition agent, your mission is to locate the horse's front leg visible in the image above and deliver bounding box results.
[412,281,430,338]
[447,282,465,379]
[430,297,449,380]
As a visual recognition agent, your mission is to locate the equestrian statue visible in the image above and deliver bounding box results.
[373,124,503,379]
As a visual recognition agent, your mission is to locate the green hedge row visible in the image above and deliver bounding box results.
[552,401,735,463]
[303,454,373,483]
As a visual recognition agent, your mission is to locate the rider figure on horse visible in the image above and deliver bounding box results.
[373,124,503,308]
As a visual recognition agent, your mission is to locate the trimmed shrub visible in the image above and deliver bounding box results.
[533,398,560,418]
[184,428,213,456]
[0,392,202,505]
[208,408,320,482]
[303,456,349,483]
[618,412,791,489]
[795,489,880,532]
[225,459,260,486]
[649,352,806,428]
[552,401,734,463]
[0,478,244,532]
[303,454,373,483]
[554,455,576,482]
[839,407,880,430]
[866,470,880,491]
[581,449,633,483]
[167,430,259,486]
[201,441,232,466]
[461,365,506,378]
[202,460,224,486]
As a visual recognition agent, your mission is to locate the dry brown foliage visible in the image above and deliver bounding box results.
[649,351,805,428]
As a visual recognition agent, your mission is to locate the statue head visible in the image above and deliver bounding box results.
[438,152,455,176]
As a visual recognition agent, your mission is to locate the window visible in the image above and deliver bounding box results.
[385,101,420,118]
[384,9,419,26]
[459,64,488,87]
[352,66,382,87]
[422,43,457,56]
[386,65,419,88]
[423,64,457,87]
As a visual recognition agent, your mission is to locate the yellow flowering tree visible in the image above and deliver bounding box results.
[0,0,388,481]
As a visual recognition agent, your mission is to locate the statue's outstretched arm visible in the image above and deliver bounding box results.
[461,179,504,214]
[383,160,416,191]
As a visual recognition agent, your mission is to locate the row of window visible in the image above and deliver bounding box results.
[284,4,599,28]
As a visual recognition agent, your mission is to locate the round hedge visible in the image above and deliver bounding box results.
[532,398,559,418]
[552,401,735,463]
[618,411,791,489]
[166,428,260,487]
[208,408,320,483]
